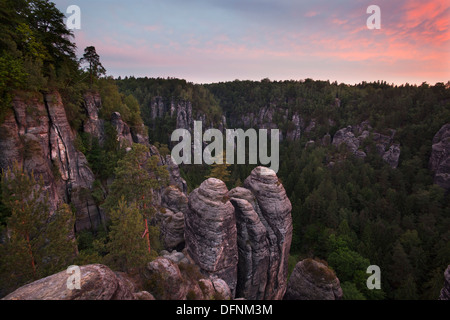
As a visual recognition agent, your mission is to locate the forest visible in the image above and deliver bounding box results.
[117,77,450,300]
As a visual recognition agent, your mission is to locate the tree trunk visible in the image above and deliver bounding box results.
[25,231,36,279]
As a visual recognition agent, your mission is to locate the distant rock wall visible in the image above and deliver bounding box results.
[1,264,150,300]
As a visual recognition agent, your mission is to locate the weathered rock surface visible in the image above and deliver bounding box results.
[430,124,450,191]
[332,122,400,168]
[157,186,188,250]
[284,259,343,300]
[184,167,293,300]
[46,93,103,231]
[144,256,231,300]
[0,91,189,233]
[150,144,188,194]
[185,178,238,297]
[111,112,134,148]
[439,265,450,300]
[229,192,269,300]
[1,264,143,300]
[82,92,105,144]
[241,167,293,300]
[144,257,188,300]
[0,93,104,231]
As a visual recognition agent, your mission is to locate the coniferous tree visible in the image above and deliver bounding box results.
[103,144,169,256]
[0,162,76,295]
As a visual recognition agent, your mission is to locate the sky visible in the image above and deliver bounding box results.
[53,0,450,85]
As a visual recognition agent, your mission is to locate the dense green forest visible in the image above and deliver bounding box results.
[118,76,450,300]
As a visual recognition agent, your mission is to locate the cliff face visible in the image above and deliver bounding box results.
[0,91,187,232]
[1,264,150,300]
[430,124,450,192]
[149,97,226,132]
[148,97,303,141]
[0,92,103,231]
[440,265,450,300]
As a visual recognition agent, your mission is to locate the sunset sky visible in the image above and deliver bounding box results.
[54,0,450,85]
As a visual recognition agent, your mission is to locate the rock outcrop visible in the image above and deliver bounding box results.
[0,92,104,231]
[143,255,232,300]
[157,186,189,250]
[229,188,270,300]
[82,92,105,144]
[332,122,401,168]
[241,167,293,300]
[184,178,238,297]
[439,265,450,300]
[184,167,292,300]
[0,91,188,232]
[1,264,151,300]
[430,124,450,192]
[284,259,343,300]
[150,145,188,194]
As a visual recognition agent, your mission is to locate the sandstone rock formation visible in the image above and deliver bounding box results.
[439,265,450,300]
[229,190,270,300]
[149,97,225,134]
[1,264,151,300]
[184,178,238,297]
[82,92,105,144]
[156,186,189,251]
[184,167,293,300]
[284,259,343,300]
[241,167,293,300]
[0,91,187,232]
[111,112,134,148]
[430,124,450,192]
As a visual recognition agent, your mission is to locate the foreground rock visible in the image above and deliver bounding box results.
[440,265,450,300]
[2,264,152,300]
[156,186,189,251]
[430,124,450,192]
[229,191,269,300]
[185,178,238,297]
[184,167,293,300]
[0,93,104,231]
[284,259,343,300]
